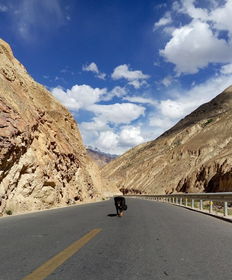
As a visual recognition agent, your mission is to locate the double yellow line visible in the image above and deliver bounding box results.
[22,228,102,280]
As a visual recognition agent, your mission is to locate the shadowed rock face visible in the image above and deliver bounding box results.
[86,148,117,168]
[102,86,232,194]
[0,39,105,215]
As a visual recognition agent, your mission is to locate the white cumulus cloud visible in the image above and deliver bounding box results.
[210,0,232,34]
[102,86,127,101]
[111,64,150,88]
[123,96,157,106]
[156,72,232,122]
[160,20,232,74]
[82,62,106,80]
[154,12,172,29]
[95,131,119,151]
[177,0,209,20]
[89,125,144,154]
[161,76,173,87]
[52,84,107,111]
[158,0,232,75]
[220,63,232,74]
[149,116,174,130]
[119,126,144,146]
[89,103,145,124]
[52,84,146,154]
[159,99,186,119]
[82,62,99,73]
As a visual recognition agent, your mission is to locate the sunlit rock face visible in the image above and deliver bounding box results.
[102,85,232,195]
[0,39,106,215]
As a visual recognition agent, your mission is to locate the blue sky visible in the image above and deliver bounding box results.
[1,0,232,154]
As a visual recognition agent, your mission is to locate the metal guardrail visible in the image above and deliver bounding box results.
[125,193,232,218]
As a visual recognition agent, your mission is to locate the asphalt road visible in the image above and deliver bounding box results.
[0,198,232,280]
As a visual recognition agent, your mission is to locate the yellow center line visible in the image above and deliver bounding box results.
[21,228,102,280]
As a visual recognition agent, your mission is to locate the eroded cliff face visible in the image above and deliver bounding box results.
[0,39,105,215]
[102,86,232,194]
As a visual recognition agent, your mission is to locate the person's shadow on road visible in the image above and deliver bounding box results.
[107,214,118,217]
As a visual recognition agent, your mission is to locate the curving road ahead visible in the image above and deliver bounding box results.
[0,198,232,280]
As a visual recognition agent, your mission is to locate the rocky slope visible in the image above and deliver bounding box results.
[87,147,117,168]
[102,86,232,194]
[0,39,108,215]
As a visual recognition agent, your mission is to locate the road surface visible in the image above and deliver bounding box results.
[0,198,232,280]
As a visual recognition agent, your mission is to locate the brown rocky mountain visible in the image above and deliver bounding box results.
[102,86,232,195]
[0,39,115,215]
[86,147,117,168]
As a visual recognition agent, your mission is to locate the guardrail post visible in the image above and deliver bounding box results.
[185,198,188,206]
[180,198,183,205]
[172,197,175,204]
[209,201,213,214]
[200,200,203,211]
[175,197,178,204]
[224,201,228,216]
[191,199,195,209]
